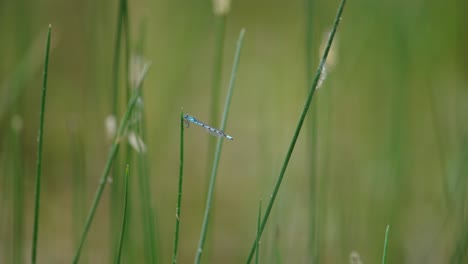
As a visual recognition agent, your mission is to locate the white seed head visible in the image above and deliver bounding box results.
[128,131,147,153]
[105,115,117,140]
[316,66,328,90]
[130,54,152,90]
[349,251,363,264]
[319,28,339,69]
[213,0,231,16]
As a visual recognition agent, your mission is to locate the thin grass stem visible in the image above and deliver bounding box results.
[172,110,185,264]
[194,28,245,264]
[134,22,158,263]
[245,1,346,262]
[122,6,133,261]
[382,225,390,264]
[207,15,226,175]
[110,0,125,258]
[115,165,130,264]
[255,200,262,264]
[31,24,51,264]
[72,64,150,264]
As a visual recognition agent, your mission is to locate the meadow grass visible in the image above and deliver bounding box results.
[382,225,390,264]
[115,164,130,264]
[246,0,346,261]
[255,200,262,264]
[109,0,131,259]
[72,63,150,264]
[133,19,159,264]
[194,28,246,264]
[171,110,185,264]
[31,24,51,264]
[207,11,226,169]
[3,0,468,263]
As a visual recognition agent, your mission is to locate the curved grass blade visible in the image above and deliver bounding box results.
[382,225,390,264]
[31,24,52,264]
[115,165,130,264]
[245,0,347,262]
[255,200,262,264]
[172,110,185,264]
[72,64,150,264]
[194,28,245,264]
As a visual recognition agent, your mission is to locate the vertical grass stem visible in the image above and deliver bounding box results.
[31,24,52,264]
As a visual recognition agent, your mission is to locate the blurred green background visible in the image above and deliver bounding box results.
[1,0,468,263]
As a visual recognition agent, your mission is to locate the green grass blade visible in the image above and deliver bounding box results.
[207,14,226,175]
[110,0,130,258]
[255,200,262,264]
[115,165,130,264]
[31,24,52,264]
[72,64,150,264]
[194,28,245,264]
[172,110,185,264]
[245,0,346,262]
[382,225,390,264]
[134,25,159,263]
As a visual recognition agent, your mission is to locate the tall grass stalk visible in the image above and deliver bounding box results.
[31,25,51,264]
[207,14,226,178]
[72,64,150,264]
[135,98,158,264]
[115,165,130,264]
[111,0,129,115]
[110,0,124,256]
[110,0,131,259]
[255,200,262,264]
[245,1,346,262]
[134,22,158,263]
[172,110,185,264]
[122,5,134,262]
[204,11,228,262]
[194,28,245,264]
[382,225,390,264]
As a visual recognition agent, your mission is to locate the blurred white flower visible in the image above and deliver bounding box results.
[319,28,339,69]
[105,115,117,140]
[213,0,231,16]
[130,55,151,90]
[128,131,147,153]
[349,251,362,264]
[315,28,339,90]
